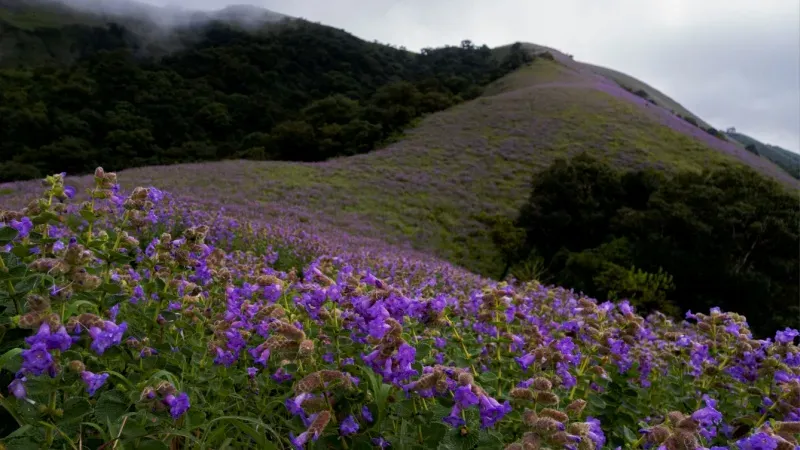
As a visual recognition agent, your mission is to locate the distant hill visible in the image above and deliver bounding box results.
[724,130,800,179]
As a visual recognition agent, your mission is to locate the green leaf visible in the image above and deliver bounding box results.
[1,424,42,450]
[65,300,99,317]
[422,423,449,447]
[11,245,31,258]
[476,431,504,450]
[13,275,41,296]
[121,421,149,439]
[100,283,122,295]
[0,348,23,371]
[31,212,59,225]
[622,425,637,443]
[226,418,273,449]
[59,398,91,425]
[80,210,97,223]
[365,367,392,430]
[0,227,19,245]
[135,440,169,450]
[95,390,130,423]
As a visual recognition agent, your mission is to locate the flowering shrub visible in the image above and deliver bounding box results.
[1,169,800,449]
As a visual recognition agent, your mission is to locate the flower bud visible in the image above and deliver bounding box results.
[535,391,559,405]
[532,417,564,434]
[532,377,552,391]
[68,360,86,373]
[510,388,535,401]
[565,399,587,416]
[539,408,568,423]
[522,409,538,426]
[644,425,671,444]
[26,295,50,312]
[776,421,800,433]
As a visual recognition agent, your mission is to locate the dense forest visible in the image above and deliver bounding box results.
[0,16,533,181]
[489,153,799,337]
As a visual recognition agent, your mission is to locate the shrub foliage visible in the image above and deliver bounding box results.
[497,153,799,337]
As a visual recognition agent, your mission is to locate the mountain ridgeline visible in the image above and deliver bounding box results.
[0,4,534,182]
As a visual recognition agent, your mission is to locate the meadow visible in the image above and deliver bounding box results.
[3,57,794,280]
[1,169,799,449]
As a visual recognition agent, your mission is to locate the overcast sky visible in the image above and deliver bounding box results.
[132,0,800,152]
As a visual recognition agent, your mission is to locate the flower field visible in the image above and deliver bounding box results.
[1,170,799,449]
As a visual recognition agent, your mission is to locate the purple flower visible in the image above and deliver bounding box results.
[477,394,512,428]
[736,432,779,450]
[109,304,121,322]
[247,367,258,378]
[290,431,311,450]
[64,185,76,199]
[213,347,237,367]
[323,352,335,364]
[271,368,293,383]
[776,328,799,345]
[164,392,190,419]
[585,417,606,449]
[80,371,109,396]
[26,323,71,351]
[692,395,722,427]
[130,285,145,304]
[361,406,373,423]
[286,393,312,417]
[340,415,359,436]
[8,377,26,399]
[21,342,55,376]
[372,437,390,448]
[9,217,33,238]
[515,352,535,371]
[88,321,128,355]
[443,404,465,427]
[454,385,479,407]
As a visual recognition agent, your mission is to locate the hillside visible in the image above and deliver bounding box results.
[0,2,533,181]
[725,129,800,179]
[3,56,797,278]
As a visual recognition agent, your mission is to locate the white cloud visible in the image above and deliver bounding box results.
[115,0,800,152]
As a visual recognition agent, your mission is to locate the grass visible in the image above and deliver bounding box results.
[3,53,796,279]
[580,63,712,128]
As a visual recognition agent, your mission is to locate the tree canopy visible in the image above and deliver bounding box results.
[493,153,799,337]
[0,18,533,181]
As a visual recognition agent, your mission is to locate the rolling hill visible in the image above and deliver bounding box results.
[3,59,797,279]
[0,0,797,280]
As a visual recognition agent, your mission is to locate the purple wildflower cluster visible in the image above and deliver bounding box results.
[1,169,800,449]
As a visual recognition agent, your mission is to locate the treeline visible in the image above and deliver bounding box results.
[0,19,533,181]
[487,153,799,337]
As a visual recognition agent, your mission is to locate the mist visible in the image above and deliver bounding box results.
[22,0,286,30]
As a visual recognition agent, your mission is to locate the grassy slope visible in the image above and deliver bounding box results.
[580,63,713,128]
[725,131,800,179]
[4,57,795,278]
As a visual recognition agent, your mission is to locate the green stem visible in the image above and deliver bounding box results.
[44,391,57,447]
